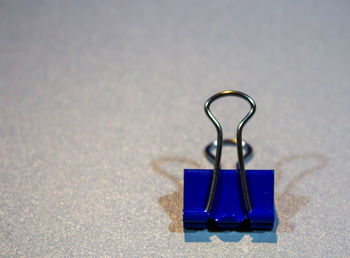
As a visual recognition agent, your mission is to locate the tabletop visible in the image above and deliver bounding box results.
[0,0,349,256]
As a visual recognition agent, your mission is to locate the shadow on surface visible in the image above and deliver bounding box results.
[151,153,328,242]
[274,153,328,232]
[151,157,202,233]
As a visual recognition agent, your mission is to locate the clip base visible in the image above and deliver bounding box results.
[183,169,274,230]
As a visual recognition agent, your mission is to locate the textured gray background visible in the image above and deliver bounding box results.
[0,0,349,256]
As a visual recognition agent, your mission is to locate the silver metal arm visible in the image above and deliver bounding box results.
[204,90,256,213]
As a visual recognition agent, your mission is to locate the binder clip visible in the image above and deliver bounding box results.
[183,91,274,230]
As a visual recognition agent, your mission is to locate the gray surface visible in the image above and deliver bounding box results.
[0,0,349,256]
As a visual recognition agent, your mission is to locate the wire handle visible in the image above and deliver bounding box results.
[205,138,253,168]
[204,90,256,213]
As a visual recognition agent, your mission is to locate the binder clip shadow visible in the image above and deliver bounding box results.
[184,91,275,233]
[274,153,328,233]
[151,157,202,233]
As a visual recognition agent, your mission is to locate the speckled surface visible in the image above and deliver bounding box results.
[0,0,349,256]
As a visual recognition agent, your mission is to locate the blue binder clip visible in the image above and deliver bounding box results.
[183,91,274,230]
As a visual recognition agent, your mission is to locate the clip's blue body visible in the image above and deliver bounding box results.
[183,169,274,229]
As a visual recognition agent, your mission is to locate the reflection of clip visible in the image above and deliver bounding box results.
[183,91,275,230]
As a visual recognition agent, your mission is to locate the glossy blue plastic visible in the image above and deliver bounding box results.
[183,169,274,229]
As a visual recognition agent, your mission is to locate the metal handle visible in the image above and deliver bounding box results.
[204,90,256,213]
